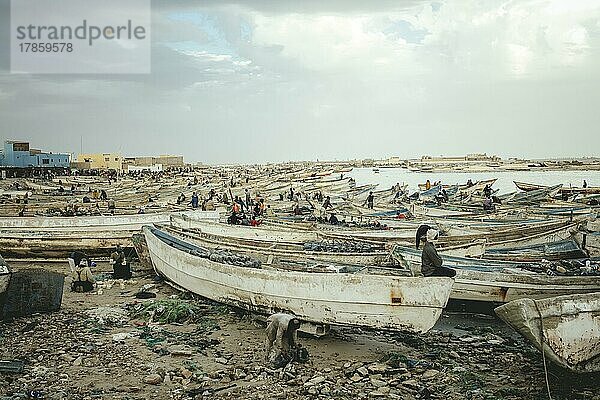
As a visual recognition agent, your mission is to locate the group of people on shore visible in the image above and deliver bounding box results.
[68,245,131,293]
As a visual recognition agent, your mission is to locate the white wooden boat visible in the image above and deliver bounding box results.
[515,181,600,195]
[0,210,219,231]
[160,224,390,266]
[495,293,600,373]
[392,246,600,302]
[143,226,454,333]
[0,230,134,258]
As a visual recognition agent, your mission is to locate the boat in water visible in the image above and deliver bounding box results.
[143,225,454,333]
[495,292,600,373]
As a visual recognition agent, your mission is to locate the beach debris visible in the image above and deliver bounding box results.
[129,298,205,324]
[84,306,129,326]
[303,239,377,253]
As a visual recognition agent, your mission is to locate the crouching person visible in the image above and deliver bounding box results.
[265,313,308,368]
[71,259,95,293]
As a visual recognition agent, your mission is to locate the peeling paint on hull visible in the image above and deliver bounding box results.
[495,293,600,373]
[143,226,454,333]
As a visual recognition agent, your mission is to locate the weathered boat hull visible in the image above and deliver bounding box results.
[392,246,600,302]
[0,210,219,230]
[495,293,600,373]
[0,230,134,258]
[515,181,600,195]
[143,226,453,333]
[160,224,390,266]
[453,269,600,303]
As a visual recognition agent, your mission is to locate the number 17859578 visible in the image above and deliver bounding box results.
[19,42,73,52]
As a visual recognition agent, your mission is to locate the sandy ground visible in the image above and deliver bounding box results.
[1,261,599,400]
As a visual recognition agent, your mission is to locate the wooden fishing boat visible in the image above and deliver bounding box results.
[0,230,134,258]
[160,223,390,266]
[143,225,454,333]
[495,293,600,373]
[505,184,563,204]
[392,246,600,302]
[515,181,600,195]
[417,178,497,192]
[171,215,486,257]
[482,239,587,262]
[0,210,219,231]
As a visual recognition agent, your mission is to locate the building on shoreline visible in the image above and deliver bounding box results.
[123,155,184,171]
[75,153,123,171]
[419,153,501,164]
[0,140,71,168]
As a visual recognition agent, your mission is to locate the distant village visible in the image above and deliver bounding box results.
[0,140,186,178]
[1,139,599,178]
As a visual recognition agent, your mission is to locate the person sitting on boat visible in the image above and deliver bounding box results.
[425,180,431,190]
[265,313,305,368]
[466,179,473,188]
[415,224,432,249]
[322,196,332,209]
[583,180,588,188]
[421,229,456,277]
[71,259,96,293]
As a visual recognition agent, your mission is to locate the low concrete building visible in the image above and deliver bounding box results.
[123,155,184,170]
[0,140,71,168]
[77,153,123,170]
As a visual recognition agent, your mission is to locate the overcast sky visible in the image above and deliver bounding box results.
[1,0,599,164]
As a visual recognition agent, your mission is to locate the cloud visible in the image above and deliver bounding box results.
[1,0,600,163]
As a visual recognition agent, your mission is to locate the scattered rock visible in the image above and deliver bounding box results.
[143,374,163,385]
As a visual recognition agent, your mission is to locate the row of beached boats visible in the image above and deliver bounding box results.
[2,171,600,373]
[139,221,600,373]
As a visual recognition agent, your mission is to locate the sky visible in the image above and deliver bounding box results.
[1,0,600,164]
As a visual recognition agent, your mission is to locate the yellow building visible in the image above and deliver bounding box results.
[77,153,123,170]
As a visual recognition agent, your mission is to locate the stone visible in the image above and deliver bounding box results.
[180,368,193,379]
[370,378,387,388]
[308,375,326,385]
[402,379,419,389]
[143,374,163,385]
[169,345,193,356]
[357,366,369,376]
[59,354,75,363]
[112,332,133,342]
[367,364,388,374]
[421,369,439,380]
[215,357,228,365]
